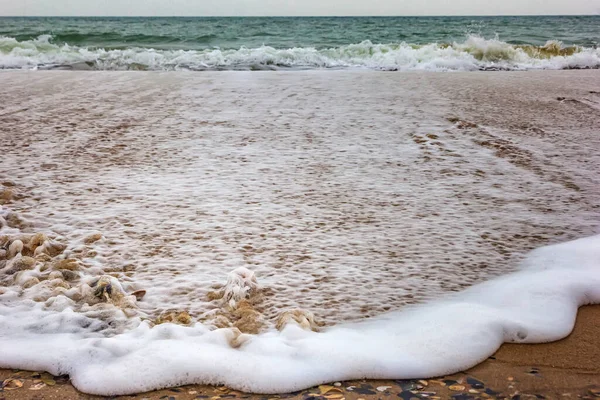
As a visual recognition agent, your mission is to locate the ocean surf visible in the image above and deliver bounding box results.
[1,34,599,71]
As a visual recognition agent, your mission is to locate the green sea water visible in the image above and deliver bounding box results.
[0,16,598,70]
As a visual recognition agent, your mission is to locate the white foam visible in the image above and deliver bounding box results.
[221,267,259,308]
[1,235,599,395]
[0,34,599,71]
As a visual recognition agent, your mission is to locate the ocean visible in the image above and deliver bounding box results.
[0,15,599,70]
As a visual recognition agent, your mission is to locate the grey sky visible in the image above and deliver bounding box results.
[1,0,598,16]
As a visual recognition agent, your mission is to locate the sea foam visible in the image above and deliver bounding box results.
[1,234,599,395]
[0,34,599,71]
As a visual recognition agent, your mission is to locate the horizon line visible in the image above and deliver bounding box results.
[0,13,598,18]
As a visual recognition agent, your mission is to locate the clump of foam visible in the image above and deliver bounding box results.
[2,205,316,337]
[204,267,271,334]
[0,207,144,330]
[202,267,319,334]
[221,267,258,307]
[89,275,137,309]
[276,309,320,332]
[1,234,600,396]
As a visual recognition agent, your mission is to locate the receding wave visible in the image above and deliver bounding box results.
[0,34,599,71]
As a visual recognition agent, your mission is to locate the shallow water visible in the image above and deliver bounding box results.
[1,70,599,326]
[1,70,600,395]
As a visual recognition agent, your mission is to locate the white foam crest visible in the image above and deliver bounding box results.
[222,267,259,308]
[1,235,599,395]
[1,35,599,71]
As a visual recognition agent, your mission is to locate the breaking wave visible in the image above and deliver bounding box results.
[1,34,599,71]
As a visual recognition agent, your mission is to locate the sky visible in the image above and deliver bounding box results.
[0,0,598,16]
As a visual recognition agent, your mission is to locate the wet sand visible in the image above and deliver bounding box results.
[1,70,599,325]
[2,305,599,399]
[1,70,600,397]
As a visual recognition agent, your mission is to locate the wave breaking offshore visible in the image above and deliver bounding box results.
[1,34,599,71]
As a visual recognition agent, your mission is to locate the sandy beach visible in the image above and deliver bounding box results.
[1,70,600,397]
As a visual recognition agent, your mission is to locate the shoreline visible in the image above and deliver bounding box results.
[2,305,600,399]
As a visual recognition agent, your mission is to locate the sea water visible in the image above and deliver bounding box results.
[0,16,599,70]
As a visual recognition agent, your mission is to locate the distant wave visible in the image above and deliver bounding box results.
[46,32,211,46]
[1,34,599,71]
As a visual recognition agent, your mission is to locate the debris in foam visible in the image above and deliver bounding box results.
[1,207,144,329]
[204,267,320,334]
[2,378,24,390]
[29,381,47,390]
[275,309,320,332]
[222,267,259,308]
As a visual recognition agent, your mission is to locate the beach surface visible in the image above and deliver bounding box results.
[1,70,600,397]
[1,70,599,324]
